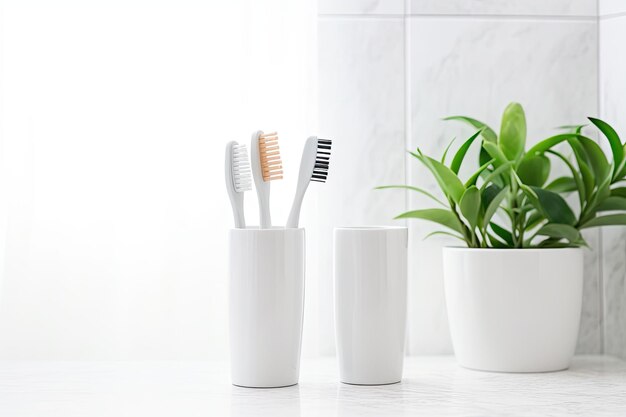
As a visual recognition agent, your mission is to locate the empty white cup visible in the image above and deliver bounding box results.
[229,227,305,388]
[333,226,408,385]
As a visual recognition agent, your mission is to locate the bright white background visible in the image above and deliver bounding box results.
[0,0,317,360]
[2,0,625,363]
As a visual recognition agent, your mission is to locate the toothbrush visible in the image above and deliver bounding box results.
[286,136,332,228]
[225,141,252,228]
[250,131,283,228]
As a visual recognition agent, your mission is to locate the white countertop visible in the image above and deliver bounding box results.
[1,356,625,416]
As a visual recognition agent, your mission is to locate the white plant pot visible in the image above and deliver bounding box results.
[334,226,408,385]
[229,227,305,388]
[443,247,583,373]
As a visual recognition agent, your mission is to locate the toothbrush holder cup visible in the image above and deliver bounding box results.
[333,226,408,385]
[229,227,305,388]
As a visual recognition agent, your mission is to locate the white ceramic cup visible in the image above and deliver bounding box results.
[333,226,408,385]
[229,227,305,388]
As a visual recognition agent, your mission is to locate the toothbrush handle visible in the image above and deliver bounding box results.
[286,200,301,229]
[232,199,245,228]
[259,188,272,228]
[286,188,306,229]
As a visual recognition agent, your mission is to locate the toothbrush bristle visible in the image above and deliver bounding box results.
[259,131,283,181]
[311,138,331,183]
[232,143,252,192]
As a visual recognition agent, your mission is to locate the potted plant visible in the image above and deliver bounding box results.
[379,103,626,372]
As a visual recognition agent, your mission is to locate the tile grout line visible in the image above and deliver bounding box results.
[318,13,597,22]
[403,0,412,355]
[407,13,596,21]
[596,0,605,355]
[598,10,626,20]
[317,14,403,20]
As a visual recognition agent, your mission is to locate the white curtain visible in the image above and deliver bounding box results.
[0,0,317,360]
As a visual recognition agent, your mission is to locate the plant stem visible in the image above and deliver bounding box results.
[450,202,476,247]
[479,227,488,248]
[508,172,521,247]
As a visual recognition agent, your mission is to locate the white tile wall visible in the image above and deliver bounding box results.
[318,0,626,357]
[317,17,406,354]
[407,17,599,354]
[408,0,597,17]
[319,0,404,15]
[599,0,626,16]
[600,8,626,360]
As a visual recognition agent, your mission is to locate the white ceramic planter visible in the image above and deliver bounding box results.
[442,247,583,373]
[229,227,305,388]
[334,226,408,385]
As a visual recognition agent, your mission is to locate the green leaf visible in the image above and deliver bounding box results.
[525,210,545,230]
[482,184,502,208]
[512,204,534,214]
[557,124,587,134]
[423,230,466,242]
[536,223,581,244]
[487,233,509,248]
[480,161,513,190]
[490,222,514,246]
[528,186,577,225]
[460,186,481,230]
[482,141,510,168]
[596,196,626,212]
[581,214,626,229]
[578,160,595,201]
[525,133,579,157]
[617,142,626,178]
[465,158,495,188]
[443,116,497,142]
[581,178,612,224]
[546,150,586,205]
[451,130,483,174]
[576,237,590,248]
[615,156,626,181]
[395,208,464,234]
[375,185,447,207]
[443,116,498,172]
[479,147,493,167]
[566,139,595,201]
[545,177,578,193]
[537,238,574,248]
[599,174,612,200]
[441,137,456,164]
[611,187,626,198]
[410,152,465,204]
[518,181,539,203]
[498,102,526,161]
[578,136,611,186]
[517,154,550,187]
[482,186,508,227]
[589,117,623,178]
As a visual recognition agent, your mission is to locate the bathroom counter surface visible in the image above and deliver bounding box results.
[0,355,624,416]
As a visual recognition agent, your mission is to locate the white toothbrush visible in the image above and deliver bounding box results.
[286,136,332,228]
[225,141,252,228]
[250,130,283,229]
